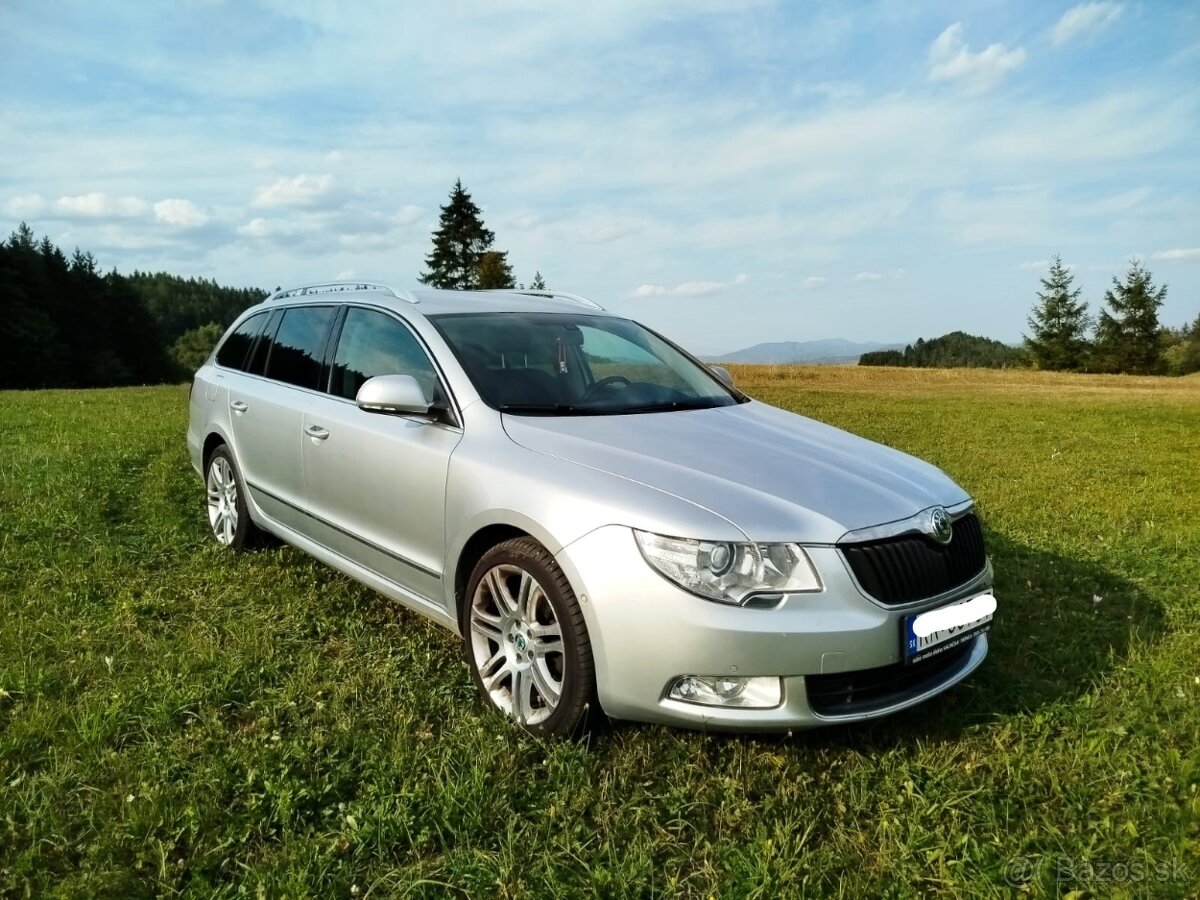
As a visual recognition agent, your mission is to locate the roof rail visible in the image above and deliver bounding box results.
[493,288,604,310]
[265,281,419,304]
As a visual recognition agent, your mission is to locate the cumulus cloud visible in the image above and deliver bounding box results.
[153,198,208,228]
[1152,247,1200,262]
[1051,3,1123,46]
[5,194,47,217]
[928,23,1026,93]
[800,276,828,289]
[252,173,336,208]
[55,192,149,218]
[632,273,748,298]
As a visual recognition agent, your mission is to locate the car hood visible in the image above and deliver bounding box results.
[502,400,970,543]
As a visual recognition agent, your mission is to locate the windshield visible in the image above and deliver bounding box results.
[429,312,743,415]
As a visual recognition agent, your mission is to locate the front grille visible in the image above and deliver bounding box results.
[839,512,987,606]
[806,638,976,717]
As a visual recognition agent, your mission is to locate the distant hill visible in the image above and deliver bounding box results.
[709,338,904,365]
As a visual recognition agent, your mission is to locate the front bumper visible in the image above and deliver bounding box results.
[554,525,991,732]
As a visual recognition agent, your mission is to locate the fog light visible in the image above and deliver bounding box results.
[667,675,782,709]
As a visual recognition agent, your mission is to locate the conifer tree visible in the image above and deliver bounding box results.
[418,180,495,289]
[476,250,515,290]
[1094,259,1167,374]
[528,271,547,291]
[1024,256,1091,370]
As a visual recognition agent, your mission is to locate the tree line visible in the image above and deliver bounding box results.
[859,332,1025,368]
[0,223,268,389]
[1024,257,1198,375]
[860,258,1197,374]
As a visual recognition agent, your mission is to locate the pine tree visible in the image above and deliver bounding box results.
[476,250,515,290]
[1094,259,1168,374]
[528,271,547,290]
[1024,256,1091,370]
[418,179,495,289]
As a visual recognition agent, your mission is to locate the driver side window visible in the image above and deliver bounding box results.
[330,307,440,402]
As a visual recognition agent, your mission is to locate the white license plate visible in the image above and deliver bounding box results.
[902,593,996,665]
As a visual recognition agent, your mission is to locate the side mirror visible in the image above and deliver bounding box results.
[356,374,432,416]
[709,365,734,387]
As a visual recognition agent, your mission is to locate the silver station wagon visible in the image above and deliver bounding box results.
[188,282,995,735]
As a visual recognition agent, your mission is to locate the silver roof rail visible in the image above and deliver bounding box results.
[493,288,604,311]
[265,281,419,304]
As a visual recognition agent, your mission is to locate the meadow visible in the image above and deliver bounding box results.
[1,366,1198,897]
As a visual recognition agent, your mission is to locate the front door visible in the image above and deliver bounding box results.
[300,306,462,608]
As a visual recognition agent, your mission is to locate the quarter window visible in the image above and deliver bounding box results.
[330,307,440,401]
[214,311,269,371]
[264,305,336,390]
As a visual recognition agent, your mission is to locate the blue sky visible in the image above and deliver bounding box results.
[1,1,1197,353]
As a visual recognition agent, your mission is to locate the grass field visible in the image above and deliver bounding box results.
[2,367,1198,897]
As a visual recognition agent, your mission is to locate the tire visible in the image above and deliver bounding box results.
[204,444,261,551]
[462,537,598,737]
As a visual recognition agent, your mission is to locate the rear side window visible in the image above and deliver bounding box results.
[329,307,440,401]
[215,311,269,371]
[246,310,282,377]
[264,305,335,390]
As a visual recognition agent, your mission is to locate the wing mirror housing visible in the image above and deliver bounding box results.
[709,365,734,387]
[356,374,436,416]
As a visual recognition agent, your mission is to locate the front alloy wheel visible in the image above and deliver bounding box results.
[464,538,596,735]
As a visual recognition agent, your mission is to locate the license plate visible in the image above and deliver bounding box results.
[902,593,996,665]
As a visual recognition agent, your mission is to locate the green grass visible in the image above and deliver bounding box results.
[1,368,1198,898]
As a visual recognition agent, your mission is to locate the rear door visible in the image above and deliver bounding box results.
[229,304,337,532]
[300,305,462,607]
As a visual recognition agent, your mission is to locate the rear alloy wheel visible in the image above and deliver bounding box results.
[464,538,596,736]
[204,445,259,550]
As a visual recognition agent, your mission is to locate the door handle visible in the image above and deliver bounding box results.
[305,424,330,441]
[230,400,248,413]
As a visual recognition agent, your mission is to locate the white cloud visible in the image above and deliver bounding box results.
[153,198,208,228]
[632,274,748,298]
[237,217,287,239]
[5,194,47,217]
[1051,3,1123,47]
[800,276,828,290]
[1152,247,1200,262]
[54,192,149,218]
[394,204,423,225]
[252,173,336,208]
[335,268,355,279]
[928,23,1026,93]
[852,269,904,282]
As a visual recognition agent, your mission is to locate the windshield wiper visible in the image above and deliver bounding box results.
[496,403,581,415]
[616,399,721,414]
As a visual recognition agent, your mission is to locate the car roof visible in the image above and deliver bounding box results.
[255,282,615,319]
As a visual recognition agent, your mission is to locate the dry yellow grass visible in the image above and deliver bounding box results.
[725,363,1200,401]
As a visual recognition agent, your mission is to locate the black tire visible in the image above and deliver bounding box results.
[462,537,598,737]
[204,444,262,551]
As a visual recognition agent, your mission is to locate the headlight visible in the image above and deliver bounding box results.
[633,530,822,606]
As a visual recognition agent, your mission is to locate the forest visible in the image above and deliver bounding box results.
[859,332,1026,369]
[0,224,265,389]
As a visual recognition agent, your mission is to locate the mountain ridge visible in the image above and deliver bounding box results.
[708,338,905,365]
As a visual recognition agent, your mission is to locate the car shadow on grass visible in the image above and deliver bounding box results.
[611,529,1166,751]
